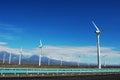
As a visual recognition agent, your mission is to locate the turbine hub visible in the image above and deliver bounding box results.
[95,30,101,34]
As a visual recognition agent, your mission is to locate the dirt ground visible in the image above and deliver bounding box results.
[0,74,120,80]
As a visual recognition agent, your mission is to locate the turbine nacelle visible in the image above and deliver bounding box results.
[95,30,101,35]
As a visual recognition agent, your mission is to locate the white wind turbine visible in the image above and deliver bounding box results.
[92,21,102,69]
[48,56,51,66]
[19,48,22,65]
[9,51,12,64]
[39,40,43,66]
[77,56,80,67]
[60,57,63,66]
[3,52,6,64]
[103,55,107,67]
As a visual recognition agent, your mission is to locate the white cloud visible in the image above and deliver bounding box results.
[0,45,120,64]
[0,23,23,33]
[0,23,23,40]
[0,46,20,55]
[43,46,120,61]
[0,34,15,40]
[0,42,7,45]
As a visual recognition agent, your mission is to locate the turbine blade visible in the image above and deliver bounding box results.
[92,21,100,31]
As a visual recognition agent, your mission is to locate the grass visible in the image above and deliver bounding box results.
[0,62,120,68]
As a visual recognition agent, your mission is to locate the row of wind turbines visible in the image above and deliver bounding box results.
[1,21,107,69]
[2,48,23,65]
[2,40,43,66]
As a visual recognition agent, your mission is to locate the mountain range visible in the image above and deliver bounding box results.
[0,51,83,66]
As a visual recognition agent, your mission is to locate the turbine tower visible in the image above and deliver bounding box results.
[60,57,63,66]
[19,48,22,65]
[39,40,43,66]
[103,55,107,67]
[92,21,101,69]
[9,51,12,64]
[3,52,6,64]
[77,56,80,67]
[48,56,50,66]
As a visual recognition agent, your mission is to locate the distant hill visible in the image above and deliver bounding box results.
[0,52,120,68]
[0,51,85,66]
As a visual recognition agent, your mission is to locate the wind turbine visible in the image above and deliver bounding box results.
[9,51,12,64]
[92,21,102,69]
[48,56,51,66]
[39,40,43,66]
[77,56,80,67]
[103,55,107,67]
[3,52,6,64]
[19,48,22,65]
[60,57,63,66]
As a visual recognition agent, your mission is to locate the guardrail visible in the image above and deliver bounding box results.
[0,68,120,74]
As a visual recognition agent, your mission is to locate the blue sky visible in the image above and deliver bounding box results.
[0,0,120,65]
